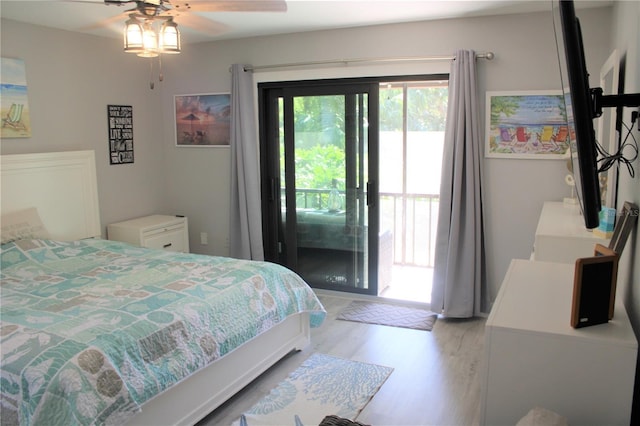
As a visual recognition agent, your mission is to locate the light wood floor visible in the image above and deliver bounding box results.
[197,293,486,426]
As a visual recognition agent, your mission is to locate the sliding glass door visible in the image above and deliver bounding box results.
[260,81,380,295]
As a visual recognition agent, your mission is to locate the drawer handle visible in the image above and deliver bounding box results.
[163,243,173,248]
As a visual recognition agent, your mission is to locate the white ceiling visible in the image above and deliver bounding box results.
[0,0,613,45]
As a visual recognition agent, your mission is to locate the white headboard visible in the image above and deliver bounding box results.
[1,150,101,240]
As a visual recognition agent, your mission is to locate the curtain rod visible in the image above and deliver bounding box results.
[242,52,494,72]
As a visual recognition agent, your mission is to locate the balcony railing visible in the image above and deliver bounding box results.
[380,192,439,268]
[289,188,439,268]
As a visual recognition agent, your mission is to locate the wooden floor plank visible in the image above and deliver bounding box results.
[197,294,486,426]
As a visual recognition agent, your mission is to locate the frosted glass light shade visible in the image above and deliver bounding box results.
[124,15,181,57]
[159,19,181,54]
[124,17,144,53]
[138,22,158,57]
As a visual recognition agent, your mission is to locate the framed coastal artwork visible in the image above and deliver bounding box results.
[1,57,31,138]
[174,93,231,147]
[485,91,570,159]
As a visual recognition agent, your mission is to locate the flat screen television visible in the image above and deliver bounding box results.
[552,0,601,229]
[552,0,640,230]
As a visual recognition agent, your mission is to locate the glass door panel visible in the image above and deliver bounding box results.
[284,93,369,290]
[260,80,379,296]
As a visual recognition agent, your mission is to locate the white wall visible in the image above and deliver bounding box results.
[158,7,613,306]
[0,19,168,234]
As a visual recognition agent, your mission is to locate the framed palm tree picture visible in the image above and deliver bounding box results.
[174,93,231,147]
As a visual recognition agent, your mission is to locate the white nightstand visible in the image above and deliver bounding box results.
[107,215,189,253]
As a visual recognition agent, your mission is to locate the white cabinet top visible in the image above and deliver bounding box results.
[533,201,609,263]
[535,201,606,240]
[110,215,186,231]
[488,259,637,348]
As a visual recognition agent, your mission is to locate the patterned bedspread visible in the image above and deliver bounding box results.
[0,239,326,425]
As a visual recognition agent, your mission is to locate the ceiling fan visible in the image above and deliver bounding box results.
[100,0,287,29]
[64,1,286,88]
[70,1,287,56]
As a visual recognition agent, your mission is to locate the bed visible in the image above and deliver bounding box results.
[0,150,326,426]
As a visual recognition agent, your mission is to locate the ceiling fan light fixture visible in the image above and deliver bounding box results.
[123,15,144,53]
[137,21,159,57]
[159,18,181,54]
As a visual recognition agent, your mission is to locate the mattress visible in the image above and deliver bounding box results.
[0,238,326,425]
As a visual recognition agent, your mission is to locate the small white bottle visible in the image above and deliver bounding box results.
[327,179,342,212]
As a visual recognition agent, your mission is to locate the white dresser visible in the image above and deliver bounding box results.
[480,259,637,425]
[533,201,609,263]
[107,215,189,253]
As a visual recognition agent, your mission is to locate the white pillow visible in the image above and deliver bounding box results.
[1,207,50,245]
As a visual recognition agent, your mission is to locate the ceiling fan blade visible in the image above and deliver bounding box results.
[77,9,130,31]
[165,11,229,35]
[57,1,136,8]
[102,0,138,5]
[170,1,287,13]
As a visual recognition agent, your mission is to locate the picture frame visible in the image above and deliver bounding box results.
[107,105,134,165]
[570,243,619,328]
[594,244,619,320]
[608,201,639,255]
[485,90,570,159]
[1,57,31,138]
[174,93,230,147]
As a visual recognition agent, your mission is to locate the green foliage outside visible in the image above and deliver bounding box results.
[294,143,345,189]
[281,95,349,193]
[381,86,448,131]
[283,86,448,195]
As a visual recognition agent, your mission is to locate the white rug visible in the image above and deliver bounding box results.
[233,353,393,426]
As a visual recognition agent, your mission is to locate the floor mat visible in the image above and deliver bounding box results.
[337,300,437,331]
[233,353,392,426]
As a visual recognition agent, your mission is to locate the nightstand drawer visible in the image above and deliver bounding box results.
[144,228,186,252]
[108,215,189,253]
[142,222,185,238]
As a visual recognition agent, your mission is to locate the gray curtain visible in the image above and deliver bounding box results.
[229,64,264,260]
[431,50,486,318]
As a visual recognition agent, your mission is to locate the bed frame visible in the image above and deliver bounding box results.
[0,150,312,425]
[1,150,101,240]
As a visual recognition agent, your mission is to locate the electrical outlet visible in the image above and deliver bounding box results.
[200,232,208,245]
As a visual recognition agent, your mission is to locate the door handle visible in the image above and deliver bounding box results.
[366,181,375,207]
[269,177,277,202]
[163,243,173,248]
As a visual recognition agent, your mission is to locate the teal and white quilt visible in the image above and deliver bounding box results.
[0,239,326,425]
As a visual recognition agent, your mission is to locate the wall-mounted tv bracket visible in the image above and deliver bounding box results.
[591,87,640,122]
